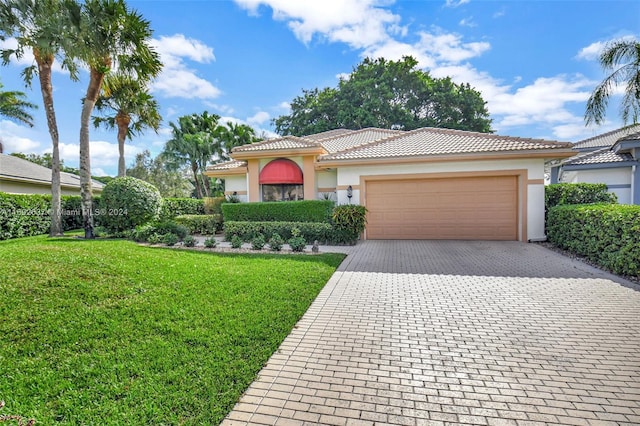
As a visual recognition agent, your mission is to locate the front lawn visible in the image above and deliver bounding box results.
[0,235,344,425]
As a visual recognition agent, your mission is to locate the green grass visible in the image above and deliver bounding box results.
[0,235,344,425]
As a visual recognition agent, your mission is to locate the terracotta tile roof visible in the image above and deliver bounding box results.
[562,148,634,166]
[0,153,105,190]
[319,127,573,161]
[317,128,401,154]
[206,159,247,171]
[301,128,354,141]
[232,136,320,153]
[572,124,640,149]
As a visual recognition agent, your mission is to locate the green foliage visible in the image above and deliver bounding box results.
[174,214,222,235]
[230,234,243,249]
[182,235,196,247]
[0,80,37,127]
[160,197,205,219]
[268,233,284,252]
[0,192,50,240]
[251,234,266,250]
[547,204,640,276]
[274,56,492,135]
[204,236,218,248]
[204,196,225,215]
[99,177,162,233]
[222,200,334,223]
[146,233,162,244]
[224,221,332,243]
[131,220,188,243]
[545,183,617,211]
[127,150,194,198]
[288,228,306,252]
[331,204,368,245]
[162,232,179,246]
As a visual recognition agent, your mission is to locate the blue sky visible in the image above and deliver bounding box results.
[0,0,638,176]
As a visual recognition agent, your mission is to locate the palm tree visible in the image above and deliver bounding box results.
[162,112,222,198]
[219,122,259,161]
[76,0,161,238]
[585,38,640,125]
[0,0,80,237]
[0,80,37,126]
[93,73,161,177]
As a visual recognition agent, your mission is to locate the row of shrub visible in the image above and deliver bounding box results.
[221,200,334,223]
[545,182,617,211]
[547,203,640,276]
[224,204,368,245]
[159,196,225,219]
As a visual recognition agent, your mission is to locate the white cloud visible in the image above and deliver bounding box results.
[234,0,400,48]
[445,0,470,7]
[459,18,476,28]
[415,31,490,63]
[0,120,44,153]
[247,111,271,125]
[576,41,606,61]
[150,34,221,100]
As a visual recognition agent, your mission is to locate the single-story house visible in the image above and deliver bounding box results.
[0,153,105,195]
[205,127,575,241]
[550,124,640,204]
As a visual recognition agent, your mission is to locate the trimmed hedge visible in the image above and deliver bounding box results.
[175,214,223,235]
[547,203,640,276]
[222,200,334,223]
[224,221,332,244]
[203,196,225,215]
[99,177,162,233]
[160,198,205,219]
[545,183,617,211]
[331,204,367,245]
[0,193,100,240]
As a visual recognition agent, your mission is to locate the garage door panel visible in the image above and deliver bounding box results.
[366,176,517,240]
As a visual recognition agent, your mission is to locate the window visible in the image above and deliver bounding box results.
[262,184,304,201]
[259,159,304,202]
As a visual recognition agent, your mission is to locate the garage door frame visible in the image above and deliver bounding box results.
[360,169,529,241]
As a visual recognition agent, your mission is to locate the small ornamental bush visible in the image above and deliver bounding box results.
[268,233,284,252]
[331,204,367,245]
[160,198,205,219]
[204,236,218,248]
[151,220,189,240]
[100,177,162,233]
[288,228,306,252]
[223,221,332,243]
[251,234,266,250]
[147,233,162,244]
[162,233,179,246]
[230,235,243,249]
[174,214,222,235]
[182,235,196,247]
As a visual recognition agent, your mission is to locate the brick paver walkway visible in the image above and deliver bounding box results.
[221,241,640,425]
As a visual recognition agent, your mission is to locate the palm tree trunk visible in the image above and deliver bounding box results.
[116,113,130,177]
[80,66,106,238]
[191,162,202,198]
[34,50,63,237]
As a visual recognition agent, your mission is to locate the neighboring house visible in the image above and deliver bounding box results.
[551,124,640,204]
[0,153,105,195]
[206,127,574,242]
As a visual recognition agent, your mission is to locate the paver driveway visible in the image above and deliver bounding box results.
[221,241,640,426]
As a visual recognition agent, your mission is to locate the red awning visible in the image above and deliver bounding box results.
[259,159,303,184]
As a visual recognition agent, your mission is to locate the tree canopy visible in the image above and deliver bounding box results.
[274,56,493,136]
[585,38,640,126]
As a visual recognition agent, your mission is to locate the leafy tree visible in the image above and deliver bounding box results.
[75,0,162,238]
[218,121,260,161]
[0,80,37,126]
[585,38,640,125]
[93,73,161,177]
[0,0,80,236]
[274,56,493,136]
[127,150,193,198]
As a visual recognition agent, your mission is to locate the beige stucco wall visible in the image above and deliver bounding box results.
[334,158,547,241]
[0,180,82,196]
[562,167,632,204]
[224,175,248,202]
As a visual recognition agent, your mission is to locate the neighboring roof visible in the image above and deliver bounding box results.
[0,154,105,190]
[319,127,574,162]
[572,124,640,150]
[561,147,635,167]
[232,136,321,153]
[207,159,247,171]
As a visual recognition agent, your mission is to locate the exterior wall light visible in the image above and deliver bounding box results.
[347,185,353,203]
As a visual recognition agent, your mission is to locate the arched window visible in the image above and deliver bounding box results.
[259,159,304,201]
